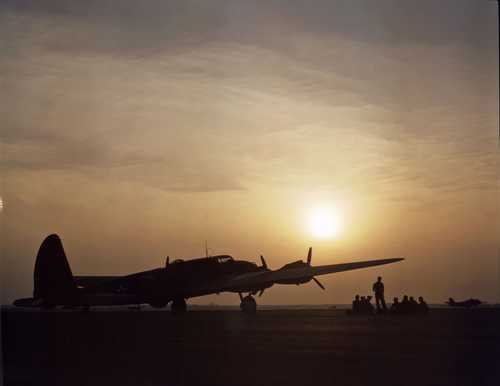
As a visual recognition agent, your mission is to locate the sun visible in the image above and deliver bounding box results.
[308,206,342,239]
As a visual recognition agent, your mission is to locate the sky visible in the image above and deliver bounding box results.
[1,0,499,305]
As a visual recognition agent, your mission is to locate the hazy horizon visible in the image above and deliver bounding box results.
[1,0,499,305]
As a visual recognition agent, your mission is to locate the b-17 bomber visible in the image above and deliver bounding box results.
[14,234,404,313]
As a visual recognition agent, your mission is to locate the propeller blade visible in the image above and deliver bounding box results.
[258,288,265,297]
[238,293,243,301]
[260,255,268,269]
[165,256,170,267]
[313,277,325,290]
[307,247,312,265]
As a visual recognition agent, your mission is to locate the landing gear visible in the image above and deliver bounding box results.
[149,301,168,309]
[171,298,187,314]
[239,294,257,314]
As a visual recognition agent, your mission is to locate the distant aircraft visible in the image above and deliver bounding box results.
[446,297,482,308]
[13,234,404,313]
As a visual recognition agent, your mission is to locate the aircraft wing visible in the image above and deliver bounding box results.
[223,257,404,290]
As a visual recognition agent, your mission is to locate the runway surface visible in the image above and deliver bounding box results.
[2,308,500,386]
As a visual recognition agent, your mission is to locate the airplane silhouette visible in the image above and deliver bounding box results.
[13,234,404,313]
[446,297,482,308]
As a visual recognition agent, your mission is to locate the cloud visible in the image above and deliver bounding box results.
[2,0,496,57]
[1,0,498,199]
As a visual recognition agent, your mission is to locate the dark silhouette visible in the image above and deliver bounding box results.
[239,293,257,314]
[358,296,374,315]
[389,295,429,315]
[400,295,410,314]
[365,296,375,314]
[348,294,374,315]
[390,297,401,314]
[446,297,482,308]
[372,276,387,313]
[418,296,429,314]
[409,296,419,313]
[12,234,404,313]
[352,294,361,314]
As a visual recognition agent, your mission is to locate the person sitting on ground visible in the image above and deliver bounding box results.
[418,296,429,315]
[401,295,410,314]
[359,296,367,314]
[352,295,361,314]
[364,296,374,315]
[390,297,400,314]
[409,296,419,314]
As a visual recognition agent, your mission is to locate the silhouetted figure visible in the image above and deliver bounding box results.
[418,296,429,314]
[352,294,361,314]
[372,276,387,313]
[401,295,410,314]
[409,296,418,313]
[355,295,374,315]
[366,296,374,314]
[359,296,367,314]
[390,297,400,314]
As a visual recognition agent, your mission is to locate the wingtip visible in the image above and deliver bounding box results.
[384,257,404,264]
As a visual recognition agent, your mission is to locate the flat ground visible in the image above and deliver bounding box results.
[2,308,500,386]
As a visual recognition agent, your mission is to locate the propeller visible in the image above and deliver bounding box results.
[165,256,170,267]
[313,277,325,290]
[260,255,268,269]
[256,255,269,296]
[305,247,325,290]
[258,248,326,294]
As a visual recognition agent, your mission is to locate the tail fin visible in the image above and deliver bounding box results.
[33,234,78,305]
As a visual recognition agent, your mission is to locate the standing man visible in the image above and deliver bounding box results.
[372,276,387,313]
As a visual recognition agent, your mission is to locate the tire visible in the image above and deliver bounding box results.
[240,296,257,314]
[171,298,187,314]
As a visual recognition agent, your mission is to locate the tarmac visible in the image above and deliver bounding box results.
[2,307,500,386]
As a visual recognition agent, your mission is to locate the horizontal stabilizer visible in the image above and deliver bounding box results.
[13,297,43,307]
[74,276,120,289]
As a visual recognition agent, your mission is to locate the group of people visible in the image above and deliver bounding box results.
[390,295,428,314]
[350,295,376,315]
[349,276,429,315]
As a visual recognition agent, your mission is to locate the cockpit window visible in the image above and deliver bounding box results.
[216,255,233,264]
[171,259,184,264]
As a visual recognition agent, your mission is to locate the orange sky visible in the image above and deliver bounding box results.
[1,0,499,305]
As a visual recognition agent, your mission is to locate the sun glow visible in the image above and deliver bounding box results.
[308,206,342,239]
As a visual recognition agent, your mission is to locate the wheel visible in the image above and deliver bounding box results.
[240,295,257,314]
[171,298,187,314]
